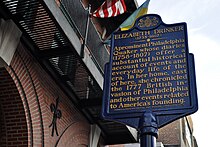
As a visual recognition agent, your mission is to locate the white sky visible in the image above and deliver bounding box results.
[137,0,220,146]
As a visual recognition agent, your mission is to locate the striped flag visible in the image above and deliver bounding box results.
[120,0,150,31]
[92,0,127,18]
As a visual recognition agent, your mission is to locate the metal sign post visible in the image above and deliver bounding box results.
[139,113,158,147]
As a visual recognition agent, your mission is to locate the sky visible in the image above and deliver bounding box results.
[136,0,220,146]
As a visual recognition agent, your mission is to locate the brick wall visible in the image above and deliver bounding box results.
[0,68,28,147]
[157,120,181,146]
[1,42,90,146]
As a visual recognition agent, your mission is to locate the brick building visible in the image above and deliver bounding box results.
[157,116,198,147]
[0,0,198,147]
[0,0,138,146]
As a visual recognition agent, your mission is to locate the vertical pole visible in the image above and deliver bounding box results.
[140,134,156,147]
[81,4,91,58]
[139,112,158,147]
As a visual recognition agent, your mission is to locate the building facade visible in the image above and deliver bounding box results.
[0,0,198,147]
[158,116,198,147]
[0,0,138,146]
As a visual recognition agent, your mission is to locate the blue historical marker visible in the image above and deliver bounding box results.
[102,14,198,146]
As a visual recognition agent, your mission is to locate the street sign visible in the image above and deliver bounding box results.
[102,14,198,129]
